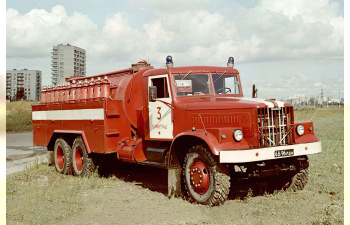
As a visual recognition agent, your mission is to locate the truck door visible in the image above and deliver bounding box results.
[148,75,173,139]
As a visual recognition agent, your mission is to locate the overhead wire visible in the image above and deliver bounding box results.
[6,54,51,69]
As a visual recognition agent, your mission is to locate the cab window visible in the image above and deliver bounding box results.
[151,77,169,98]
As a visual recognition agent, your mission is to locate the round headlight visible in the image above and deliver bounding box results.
[296,125,304,136]
[233,129,243,141]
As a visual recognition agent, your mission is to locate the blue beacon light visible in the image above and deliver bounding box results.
[227,57,234,68]
[166,55,173,68]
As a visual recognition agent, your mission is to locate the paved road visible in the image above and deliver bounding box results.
[6,132,48,175]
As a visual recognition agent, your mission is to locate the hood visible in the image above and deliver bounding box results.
[181,97,289,111]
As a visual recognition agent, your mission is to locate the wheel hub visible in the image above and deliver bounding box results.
[56,146,64,169]
[75,146,84,171]
[190,160,210,194]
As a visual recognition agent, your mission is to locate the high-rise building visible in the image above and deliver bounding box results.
[6,68,42,101]
[51,43,86,85]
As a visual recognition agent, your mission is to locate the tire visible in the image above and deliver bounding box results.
[72,137,96,177]
[183,145,230,206]
[285,168,309,192]
[54,138,73,175]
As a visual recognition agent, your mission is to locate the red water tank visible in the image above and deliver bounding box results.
[63,82,70,102]
[80,79,88,100]
[75,80,83,101]
[100,76,110,99]
[52,85,58,103]
[87,78,95,101]
[57,84,64,102]
[93,77,101,99]
[69,80,77,102]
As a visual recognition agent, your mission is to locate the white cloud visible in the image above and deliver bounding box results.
[6,5,99,57]
[6,1,343,63]
[260,0,340,23]
[6,1,343,98]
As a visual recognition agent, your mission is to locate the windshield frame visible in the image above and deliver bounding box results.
[171,71,243,98]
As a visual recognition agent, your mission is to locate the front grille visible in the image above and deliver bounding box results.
[257,107,293,147]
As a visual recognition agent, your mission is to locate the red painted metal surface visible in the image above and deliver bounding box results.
[87,78,94,100]
[81,80,88,100]
[190,160,210,194]
[100,76,110,99]
[93,77,101,100]
[75,81,82,101]
[58,85,64,102]
[41,87,46,103]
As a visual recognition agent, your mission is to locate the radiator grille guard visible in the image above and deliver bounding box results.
[257,107,293,147]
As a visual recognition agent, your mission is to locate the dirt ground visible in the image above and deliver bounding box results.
[6,107,344,224]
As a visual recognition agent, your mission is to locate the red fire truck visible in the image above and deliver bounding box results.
[32,56,322,205]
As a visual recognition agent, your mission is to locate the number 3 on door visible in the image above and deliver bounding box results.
[157,107,161,120]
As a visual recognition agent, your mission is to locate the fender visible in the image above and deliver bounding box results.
[294,121,319,144]
[171,130,220,155]
[47,130,92,153]
[168,130,220,168]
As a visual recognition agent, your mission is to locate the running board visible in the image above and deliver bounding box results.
[137,161,167,169]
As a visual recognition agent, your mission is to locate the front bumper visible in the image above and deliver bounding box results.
[220,141,322,163]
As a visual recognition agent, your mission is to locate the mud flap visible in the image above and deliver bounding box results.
[168,167,182,197]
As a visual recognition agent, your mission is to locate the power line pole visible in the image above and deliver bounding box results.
[339,89,340,107]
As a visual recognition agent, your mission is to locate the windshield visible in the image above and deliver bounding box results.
[173,74,211,96]
[172,73,241,96]
[212,74,241,95]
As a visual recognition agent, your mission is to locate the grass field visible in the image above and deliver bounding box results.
[6,101,37,132]
[6,106,344,224]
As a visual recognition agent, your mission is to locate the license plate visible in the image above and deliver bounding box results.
[274,149,294,158]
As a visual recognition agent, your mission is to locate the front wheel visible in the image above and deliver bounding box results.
[286,168,309,191]
[72,137,96,177]
[183,145,230,206]
[269,159,309,192]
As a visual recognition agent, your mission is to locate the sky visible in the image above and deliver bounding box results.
[5,0,344,100]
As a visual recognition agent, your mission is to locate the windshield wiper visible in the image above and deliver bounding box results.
[214,71,226,83]
[181,71,192,80]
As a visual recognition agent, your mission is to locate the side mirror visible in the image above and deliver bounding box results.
[252,84,258,98]
[149,86,157,102]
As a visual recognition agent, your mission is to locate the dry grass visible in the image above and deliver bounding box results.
[6,106,344,224]
[6,101,38,132]
[6,160,103,225]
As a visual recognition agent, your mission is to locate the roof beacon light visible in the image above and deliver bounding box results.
[227,57,234,68]
[166,55,173,68]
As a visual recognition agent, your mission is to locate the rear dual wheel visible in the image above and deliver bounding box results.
[72,137,96,177]
[54,138,73,175]
[183,146,230,206]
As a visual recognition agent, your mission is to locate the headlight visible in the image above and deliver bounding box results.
[296,125,304,136]
[233,129,243,141]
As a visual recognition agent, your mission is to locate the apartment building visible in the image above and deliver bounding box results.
[51,43,86,85]
[6,69,42,101]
